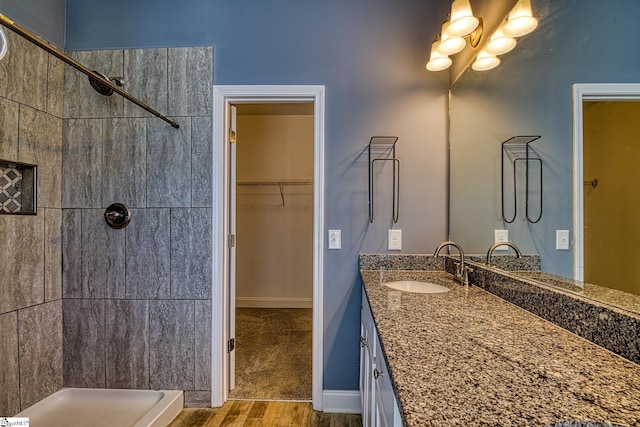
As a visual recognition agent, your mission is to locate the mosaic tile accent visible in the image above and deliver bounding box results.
[0,160,36,214]
[0,166,23,213]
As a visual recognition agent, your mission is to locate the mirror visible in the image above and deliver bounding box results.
[449,0,640,311]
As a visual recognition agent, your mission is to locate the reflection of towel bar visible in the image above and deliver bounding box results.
[501,135,542,224]
[583,178,598,188]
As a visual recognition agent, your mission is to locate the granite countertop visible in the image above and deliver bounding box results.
[513,271,640,315]
[360,270,640,427]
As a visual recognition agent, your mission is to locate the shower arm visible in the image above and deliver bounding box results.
[0,14,180,129]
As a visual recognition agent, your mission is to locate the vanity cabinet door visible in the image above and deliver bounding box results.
[373,333,400,427]
[361,292,402,427]
[360,293,377,427]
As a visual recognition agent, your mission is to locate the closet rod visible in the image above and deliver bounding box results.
[237,180,313,207]
[0,14,180,129]
[237,181,313,186]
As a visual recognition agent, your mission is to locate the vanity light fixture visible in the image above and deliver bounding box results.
[485,24,517,56]
[448,0,480,38]
[425,2,483,72]
[426,38,453,71]
[0,25,7,61]
[437,20,466,56]
[472,50,500,71]
[503,0,538,37]
[426,0,537,73]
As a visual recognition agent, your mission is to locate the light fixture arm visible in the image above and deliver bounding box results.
[465,17,483,48]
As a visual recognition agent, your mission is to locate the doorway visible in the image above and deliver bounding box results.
[211,86,325,410]
[582,100,640,296]
[572,84,640,297]
[229,102,314,400]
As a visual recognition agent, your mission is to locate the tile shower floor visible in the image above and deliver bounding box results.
[229,308,312,401]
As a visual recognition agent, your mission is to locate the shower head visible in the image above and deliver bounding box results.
[88,71,124,96]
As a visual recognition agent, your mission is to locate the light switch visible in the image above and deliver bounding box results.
[328,230,341,249]
[388,229,402,251]
[556,230,569,250]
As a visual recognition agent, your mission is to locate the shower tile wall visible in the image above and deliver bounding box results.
[0,25,64,415]
[61,46,213,407]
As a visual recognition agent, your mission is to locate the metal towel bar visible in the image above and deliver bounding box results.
[368,136,399,223]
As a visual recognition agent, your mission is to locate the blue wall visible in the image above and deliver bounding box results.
[0,0,66,47]
[450,0,640,278]
[65,0,451,390]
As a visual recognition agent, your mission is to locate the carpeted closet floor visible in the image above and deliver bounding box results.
[229,308,312,401]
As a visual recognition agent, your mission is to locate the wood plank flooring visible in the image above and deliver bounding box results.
[168,400,363,427]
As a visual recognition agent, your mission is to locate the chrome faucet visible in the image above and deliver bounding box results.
[486,241,522,266]
[434,241,468,285]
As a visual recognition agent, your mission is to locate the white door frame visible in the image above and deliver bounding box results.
[211,85,325,410]
[572,83,640,281]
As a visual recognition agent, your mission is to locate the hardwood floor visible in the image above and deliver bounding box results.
[168,400,363,427]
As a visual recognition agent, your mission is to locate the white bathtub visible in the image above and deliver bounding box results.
[16,388,183,427]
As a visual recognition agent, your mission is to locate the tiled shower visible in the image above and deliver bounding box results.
[0,26,64,415]
[0,23,215,415]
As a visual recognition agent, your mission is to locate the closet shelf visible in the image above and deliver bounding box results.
[368,136,400,223]
[237,180,313,186]
[501,135,542,224]
[237,180,313,207]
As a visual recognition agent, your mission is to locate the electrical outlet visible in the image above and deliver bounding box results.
[328,230,341,249]
[556,230,569,250]
[494,230,509,251]
[388,229,402,251]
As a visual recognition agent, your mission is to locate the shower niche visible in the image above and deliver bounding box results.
[0,159,37,215]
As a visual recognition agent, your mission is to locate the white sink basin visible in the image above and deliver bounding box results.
[384,280,451,294]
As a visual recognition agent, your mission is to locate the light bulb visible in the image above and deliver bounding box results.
[485,26,517,56]
[472,51,500,71]
[449,0,480,38]
[426,40,452,72]
[0,25,8,61]
[437,20,466,56]
[503,0,538,37]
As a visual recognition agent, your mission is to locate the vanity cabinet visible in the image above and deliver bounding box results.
[360,292,402,427]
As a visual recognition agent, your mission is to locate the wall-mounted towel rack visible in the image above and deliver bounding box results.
[368,136,399,223]
[501,136,542,223]
[237,180,313,207]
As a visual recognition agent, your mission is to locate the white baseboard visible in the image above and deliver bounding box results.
[322,390,361,414]
[236,297,313,308]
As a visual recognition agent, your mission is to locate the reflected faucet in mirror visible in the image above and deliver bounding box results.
[434,241,470,285]
[486,241,522,266]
